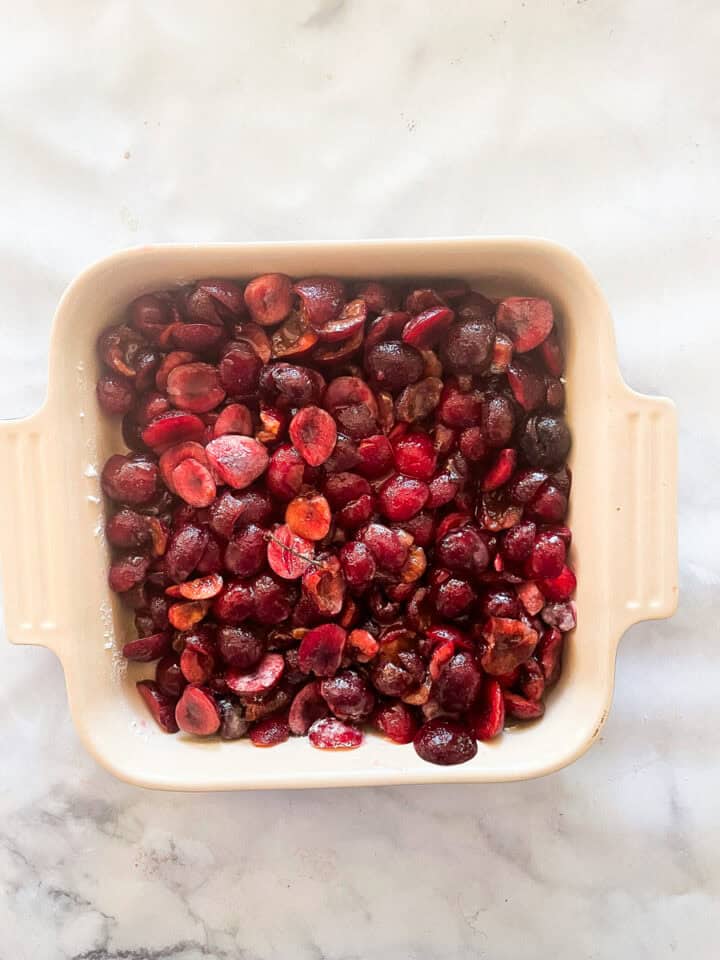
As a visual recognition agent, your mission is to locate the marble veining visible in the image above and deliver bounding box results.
[1,1,718,958]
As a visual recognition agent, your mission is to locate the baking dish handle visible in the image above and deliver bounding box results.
[611,388,678,631]
[0,408,65,654]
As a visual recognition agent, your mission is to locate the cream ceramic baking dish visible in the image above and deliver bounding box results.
[0,238,678,790]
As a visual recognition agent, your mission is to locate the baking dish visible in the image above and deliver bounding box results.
[0,238,678,790]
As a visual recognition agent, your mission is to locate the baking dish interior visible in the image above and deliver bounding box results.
[48,239,619,789]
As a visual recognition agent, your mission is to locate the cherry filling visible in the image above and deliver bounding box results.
[99,275,574,765]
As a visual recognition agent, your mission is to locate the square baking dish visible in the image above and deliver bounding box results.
[0,237,678,790]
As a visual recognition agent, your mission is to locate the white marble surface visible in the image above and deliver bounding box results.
[1,1,717,957]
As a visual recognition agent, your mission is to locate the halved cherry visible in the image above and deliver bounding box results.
[378,474,429,521]
[289,406,337,467]
[172,458,217,507]
[141,411,205,451]
[323,471,371,508]
[356,434,393,478]
[395,377,443,424]
[323,432,360,473]
[293,277,345,329]
[459,426,486,461]
[507,358,546,411]
[376,391,395,432]
[402,676,432,705]
[496,297,554,353]
[157,321,183,349]
[122,632,172,662]
[186,279,245,323]
[250,716,290,747]
[332,403,379,440]
[298,623,347,677]
[404,288,447,314]
[129,294,172,343]
[288,681,330,735]
[244,273,294,326]
[171,323,225,351]
[266,523,315,579]
[106,509,165,553]
[168,599,211,630]
[224,523,268,578]
[97,324,145,378]
[539,327,564,376]
[481,448,517,492]
[267,444,305,501]
[545,377,565,411]
[308,717,362,750]
[353,280,397,313]
[490,333,514,374]
[413,718,477,765]
[480,617,538,675]
[192,533,222,576]
[494,666,522,690]
[479,489,524,531]
[166,572,224,601]
[438,380,483,429]
[166,361,226,413]
[243,685,291,722]
[219,341,263,396]
[302,556,345,617]
[434,279,470,303]
[453,290,495,323]
[208,487,272,539]
[271,313,319,358]
[314,298,367,342]
[205,435,269,489]
[165,523,209,583]
[159,441,208,492]
[233,320,272,363]
[225,652,285,695]
[421,348,442,379]
[536,626,564,685]
[468,680,505,740]
[347,628,379,662]
[156,654,187,699]
[503,692,545,721]
[155,351,196,392]
[516,580,545,616]
[212,580,254,624]
[365,311,410,351]
[133,391,170,427]
[175,685,221,735]
[402,306,455,349]
[96,374,135,415]
[286,492,331,540]
[136,680,179,733]
[400,546,427,583]
[149,518,170,557]
[338,596,360,630]
[426,471,461,510]
[538,564,576,601]
[519,658,545,701]
[392,431,437,480]
[336,493,374,530]
[311,327,363,367]
[428,639,455,681]
[180,635,216,684]
[217,625,264,670]
[324,376,379,418]
[213,403,253,438]
[374,702,418,744]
